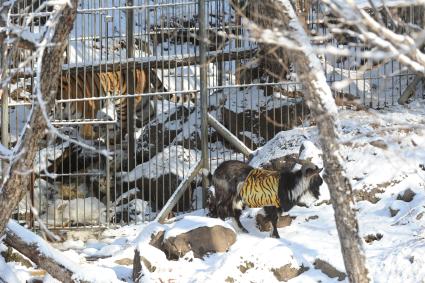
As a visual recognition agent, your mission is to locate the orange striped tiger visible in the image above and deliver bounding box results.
[239,169,281,207]
[57,68,147,139]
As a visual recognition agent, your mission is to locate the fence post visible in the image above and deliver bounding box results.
[126,0,136,170]
[199,0,209,207]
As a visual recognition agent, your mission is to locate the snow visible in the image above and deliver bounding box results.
[163,215,235,239]
[353,0,425,9]
[6,220,122,283]
[34,142,70,174]
[119,145,200,181]
[4,100,423,282]
[41,197,107,226]
[4,0,425,281]
[0,255,20,283]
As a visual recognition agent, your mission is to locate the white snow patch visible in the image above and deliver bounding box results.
[120,145,200,181]
[163,215,235,239]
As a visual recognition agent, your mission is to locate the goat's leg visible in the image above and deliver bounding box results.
[264,206,280,238]
[233,208,248,233]
[231,196,248,233]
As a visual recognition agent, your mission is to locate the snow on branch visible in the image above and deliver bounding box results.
[323,0,425,74]
[5,220,121,283]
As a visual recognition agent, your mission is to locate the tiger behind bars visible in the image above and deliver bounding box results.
[205,160,323,238]
[57,68,147,140]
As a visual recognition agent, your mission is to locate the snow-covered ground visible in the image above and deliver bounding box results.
[2,99,425,282]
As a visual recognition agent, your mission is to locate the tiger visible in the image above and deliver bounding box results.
[57,68,147,140]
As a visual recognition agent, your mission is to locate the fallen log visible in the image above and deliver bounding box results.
[3,220,88,283]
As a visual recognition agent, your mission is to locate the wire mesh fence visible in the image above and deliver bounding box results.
[1,0,423,229]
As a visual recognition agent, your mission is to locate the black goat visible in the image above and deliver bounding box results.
[205,160,323,238]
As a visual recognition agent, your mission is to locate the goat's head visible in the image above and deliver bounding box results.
[298,162,323,206]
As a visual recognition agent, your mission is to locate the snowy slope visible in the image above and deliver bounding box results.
[3,99,425,282]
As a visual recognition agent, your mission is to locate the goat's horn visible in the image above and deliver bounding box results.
[285,156,312,166]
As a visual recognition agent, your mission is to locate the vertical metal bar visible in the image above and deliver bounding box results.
[199,0,209,207]
[105,14,112,227]
[127,0,136,170]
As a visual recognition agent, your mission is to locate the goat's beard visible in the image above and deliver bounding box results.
[297,190,318,207]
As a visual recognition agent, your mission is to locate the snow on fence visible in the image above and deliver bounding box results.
[1,0,423,229]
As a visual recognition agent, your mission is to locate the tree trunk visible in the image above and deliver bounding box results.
[0,0,78,236]
[3,220,89,283]
[245,1,369,282]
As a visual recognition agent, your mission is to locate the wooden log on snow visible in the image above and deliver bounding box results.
[3,221,89,283]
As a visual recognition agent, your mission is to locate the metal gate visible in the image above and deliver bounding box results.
[2,0,422,229]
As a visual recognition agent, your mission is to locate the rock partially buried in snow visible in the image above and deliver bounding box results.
[163,225,236,259]
[389,206,400,217]
[271,264,308,281]
[369,139,388,150]
[313,259,346,281]
[256,213,295,232]
[397,188,416,202]
[150,216,236,259]
[364,233,383,244]
[261,153,298,171]
[298,140,323,167]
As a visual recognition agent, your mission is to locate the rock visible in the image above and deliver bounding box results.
[397,189,416,202]
[271,264,308,281]
[369,140,388,150]
[389,207,400,217]
[261,153,298,171]
[149,230,165,250]
[121,145,198,211]
[221,99,307,150]
[114,258,133,265]
[135,105,191,163]
[161,225,236,259]
[364,233,383,244]
[354,187,384,204]
[305,215,319,222]
[256,213,295,232]
[298,140,322,166]
[238,261,255,273]
[313,259,346,281]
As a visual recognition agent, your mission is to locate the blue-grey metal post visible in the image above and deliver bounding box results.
[127,0,136,170]
[199,0,209,207]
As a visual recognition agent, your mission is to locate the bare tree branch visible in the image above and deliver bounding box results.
[0,0,79,236]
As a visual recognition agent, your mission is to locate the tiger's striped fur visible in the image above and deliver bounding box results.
[58,69,147,139]
[239,169,280,208]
